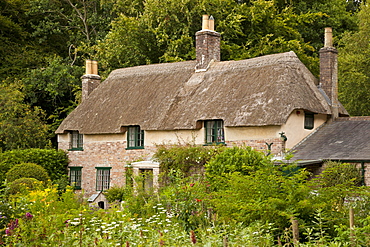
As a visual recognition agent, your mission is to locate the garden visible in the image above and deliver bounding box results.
[1,145,370,246]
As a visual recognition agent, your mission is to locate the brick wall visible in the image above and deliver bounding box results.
[195,30,220,71]
[60,136,286,200]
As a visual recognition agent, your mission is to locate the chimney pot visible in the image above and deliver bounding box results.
[324,27,333,47]
[209,15,215,31]
[91,60,98,75]
[202,15,209,30]
[85,59,93,74]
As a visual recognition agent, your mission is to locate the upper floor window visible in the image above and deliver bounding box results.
[69,131,83,151]
[96,167,111,191]
[304,112,314,130]
[205,120,225,144]
[127,126,144,149]
[69,167,82,190]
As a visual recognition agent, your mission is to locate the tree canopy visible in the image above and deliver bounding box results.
[0,0,368,150]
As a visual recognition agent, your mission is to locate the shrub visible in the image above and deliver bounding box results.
[312,161,362,187]
[104,186,131,203]
[6,163,50,182]
[0,148,68,182]
[205,146,273,188]
[7,178,44,195]
[153,144,224,177]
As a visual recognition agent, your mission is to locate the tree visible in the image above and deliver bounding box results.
[338,3,370,116]
[0,83,49,151]
[21,56,84,133]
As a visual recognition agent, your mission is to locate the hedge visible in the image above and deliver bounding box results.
[6,163,50,183]
[0,148,68,182]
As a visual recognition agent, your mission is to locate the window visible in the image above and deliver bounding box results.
[304,112,314,130]
[69,131,83,151]
[127,126,144,149]
[69,167,82,190]
[205,120,225,144]
[96,167,111,191]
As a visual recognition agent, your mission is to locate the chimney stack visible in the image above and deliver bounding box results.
[319,27,339,120]
[82,59,101,101]
[195,15,220,72]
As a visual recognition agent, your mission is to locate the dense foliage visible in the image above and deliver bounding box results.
[5,163,50,182]
[0,148,68,182]
[0,0,369,151]
[1,146,370,246]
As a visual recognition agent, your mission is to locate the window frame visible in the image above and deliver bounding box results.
[126,126,144,149]
[304,112,315,130]
[95,167,111,191]
[204,120,225,145]
[69,166,82,190]
[69,130,83,151]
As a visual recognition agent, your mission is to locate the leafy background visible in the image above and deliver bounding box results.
[0,0,369,151]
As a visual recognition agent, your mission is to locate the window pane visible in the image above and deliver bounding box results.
[304,113,314,130]
[205,120,224,144]
[70,131,83,150]
[70,167,82,189]
[96,168,111,191]
[127,126,144,148]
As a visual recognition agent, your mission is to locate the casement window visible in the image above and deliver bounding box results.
[205,120,225,144]
[69,130,83,151]
[304,112,314,130]
[69,167,82,190]
[96,167,111,191]
[127,126,144,149]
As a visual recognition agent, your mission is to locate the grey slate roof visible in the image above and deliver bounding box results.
[292,117,370,161]
[56,51,346,134]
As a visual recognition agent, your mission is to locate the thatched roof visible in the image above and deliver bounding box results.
[56,51,344,134]
[292,117,370,161]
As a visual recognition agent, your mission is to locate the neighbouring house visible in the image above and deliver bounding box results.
[56,15,352,207]
[290,116,370,185]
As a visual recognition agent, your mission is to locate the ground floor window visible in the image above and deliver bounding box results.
[96,167,111,191]
[69,167,82,190]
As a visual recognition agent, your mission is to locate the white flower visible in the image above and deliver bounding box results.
[70,222,80,226]
[164,229,169,233]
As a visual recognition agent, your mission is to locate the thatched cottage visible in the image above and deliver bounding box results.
[56,16,356,207]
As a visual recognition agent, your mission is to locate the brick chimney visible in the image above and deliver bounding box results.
[82,60,101,101]
[319,27,339,120]
[195,15,221,72]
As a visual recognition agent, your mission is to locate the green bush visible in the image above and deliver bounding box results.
[7,178,44,195]
[312,161,362,187]
[104,186,131,203]
[153,144,224,177]
[6,163,50,182]
[0,148,68,182]
[205,146,272,187]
